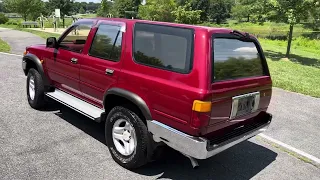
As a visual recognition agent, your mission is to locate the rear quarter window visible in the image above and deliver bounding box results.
[133,23,194,73]
[213,38,265,82]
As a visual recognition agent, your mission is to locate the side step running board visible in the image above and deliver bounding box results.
[46,89,104,121]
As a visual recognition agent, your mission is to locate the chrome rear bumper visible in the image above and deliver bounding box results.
[147,113,272,159]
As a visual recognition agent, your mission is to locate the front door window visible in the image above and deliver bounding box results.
[58,22,93,53]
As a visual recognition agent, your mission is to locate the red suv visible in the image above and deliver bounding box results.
[22,18,272,169]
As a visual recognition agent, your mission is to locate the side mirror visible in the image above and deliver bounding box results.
[46,37,57,48]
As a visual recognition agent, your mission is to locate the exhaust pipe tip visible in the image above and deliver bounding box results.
[190,157,199,169]
[182,153,199,169]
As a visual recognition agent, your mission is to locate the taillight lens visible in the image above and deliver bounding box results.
[191,100,211,128]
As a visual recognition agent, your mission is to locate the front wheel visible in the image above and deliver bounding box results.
[27,68,46,109]
[105,106,149,169]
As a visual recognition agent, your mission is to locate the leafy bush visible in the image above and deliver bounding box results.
[138,0,176,22]
[5,19,22,28]
[172,3,202,24]
[5,19,19,25]
[0,13,9,24]
[293,37,320,51]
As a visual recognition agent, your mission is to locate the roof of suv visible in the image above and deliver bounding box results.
[86,17,232,32]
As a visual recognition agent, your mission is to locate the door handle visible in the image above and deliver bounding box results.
[70,58,78,64]
[105,69,114,75]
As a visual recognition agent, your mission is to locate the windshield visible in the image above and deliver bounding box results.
[213,38,265,82]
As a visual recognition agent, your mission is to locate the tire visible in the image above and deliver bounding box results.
[27,68,46,109]
[105,106,149,169]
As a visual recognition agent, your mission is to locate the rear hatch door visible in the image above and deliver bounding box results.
[205,31,272,135]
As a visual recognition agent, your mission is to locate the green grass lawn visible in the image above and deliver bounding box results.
[202,21,320,39]
[20,29,60,39]
[0,38,11,53]
[267,60,320,97]
[259,39,320,97]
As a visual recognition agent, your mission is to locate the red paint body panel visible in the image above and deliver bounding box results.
[25,18,272,137]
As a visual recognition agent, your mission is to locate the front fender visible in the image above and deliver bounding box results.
[22,53,50,87]
[104,88,152,120]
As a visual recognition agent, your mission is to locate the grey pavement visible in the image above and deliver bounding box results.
[266,88,320,158]
[1,53,320,179]
[0,28,45,55]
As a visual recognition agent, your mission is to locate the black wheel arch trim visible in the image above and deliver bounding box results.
[23,53,50,87]
[104,88,152,120]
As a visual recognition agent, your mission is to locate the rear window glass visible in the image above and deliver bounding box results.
[133,23,193,73]
[213,38,264,82]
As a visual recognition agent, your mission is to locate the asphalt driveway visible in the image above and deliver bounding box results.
[266,88,320,158]
[0,28,44,55]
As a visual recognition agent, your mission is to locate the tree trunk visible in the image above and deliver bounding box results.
[247,14,250,22]
[63,18,65,28]
[216,17,221,24]
[286,24,294,58]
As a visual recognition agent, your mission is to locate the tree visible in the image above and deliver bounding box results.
[29,1,46,21]
[48,0,74,27]
[42,2,53,17]
[231,0,254,22]
[72,2,82,14]
[79,7,86,14]
[309,0,320,30]
[0,2,5,13]
[138,0,176,22]
[3,0,43,21]
[208,0,233,24]
[175,0,189,6]
[87,2,100,13]
[97,0,111,17]
[112,0,140,18]
[172,3,202,24]
[80,2,88,12]
[0,13,9,24]
[133,0,142,12]
[231,0,271,23]
[190,0,210,21]
[270,0,311,57]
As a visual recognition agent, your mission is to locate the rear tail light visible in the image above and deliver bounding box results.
[191,100,211,128]
[192,100,211,112]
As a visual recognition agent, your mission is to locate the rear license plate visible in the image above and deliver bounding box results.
[230,92,260,119]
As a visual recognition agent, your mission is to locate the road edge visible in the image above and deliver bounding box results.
[0,52,23,57]
[258,133,320,168]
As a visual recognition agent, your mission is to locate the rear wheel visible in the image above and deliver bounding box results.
[27,68,46,109]
[105,106,149,169]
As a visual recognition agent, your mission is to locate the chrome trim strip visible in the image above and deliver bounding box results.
[147,117,271,160]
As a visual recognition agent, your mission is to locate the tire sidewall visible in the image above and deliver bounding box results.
[27,69,44,108]
[27,69,36,104]
[105,106,148,168]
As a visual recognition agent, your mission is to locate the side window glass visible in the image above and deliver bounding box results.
[59,22,93,53]
[89,24,123,61]
[133,23,193,73]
